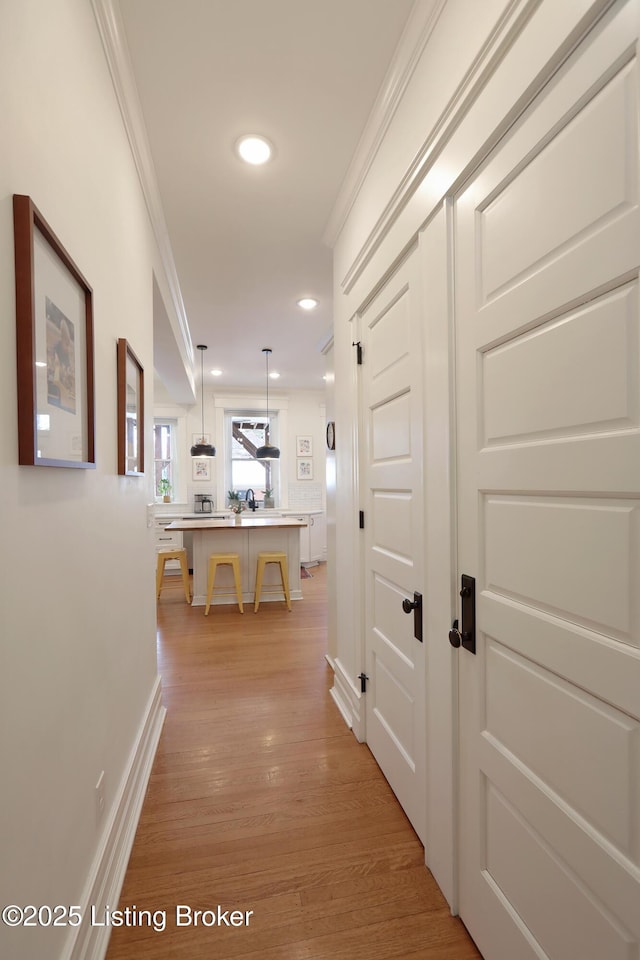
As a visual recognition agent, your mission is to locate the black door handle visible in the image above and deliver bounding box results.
[459,574,476,654]
[401,591,423,643]
[448,576,476,654]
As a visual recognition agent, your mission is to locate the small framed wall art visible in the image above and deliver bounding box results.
[192,457,212,481]
[297,458,313,480]
[296,435,313,456]
[13,194,95,468]
[117,338,144,476]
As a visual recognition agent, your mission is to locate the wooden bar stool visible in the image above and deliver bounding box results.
[254,551,292,613]
[205,553,244,614]
[156,548,191,603]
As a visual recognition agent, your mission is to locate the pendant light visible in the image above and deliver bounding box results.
[256,347,280,460]
[190,344,216,457]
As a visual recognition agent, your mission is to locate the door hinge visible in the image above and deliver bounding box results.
[359,510,365,529]
[358,672,368,693]
[352,340,363,365]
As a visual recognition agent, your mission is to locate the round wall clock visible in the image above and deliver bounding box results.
[326,420,335,450]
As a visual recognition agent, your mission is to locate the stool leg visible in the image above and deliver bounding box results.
[279,556,292,611]
[254,557,265,613]
[205,559,217,616]
[179,554,191,604]
[231,557,244,613]
[156,555,166,599]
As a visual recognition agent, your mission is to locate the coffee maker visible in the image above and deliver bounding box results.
[194,493,213,514]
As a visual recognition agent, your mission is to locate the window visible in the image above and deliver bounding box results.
[154,420,177,499]
[228,415,278,503]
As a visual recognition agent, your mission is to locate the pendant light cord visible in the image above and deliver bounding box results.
[265,350,270,423]
[263,347,272,439]
[200,347,205,437]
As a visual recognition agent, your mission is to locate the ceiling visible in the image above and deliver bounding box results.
[117,0,417,397]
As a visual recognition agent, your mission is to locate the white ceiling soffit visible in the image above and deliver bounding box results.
[91,0,195,398]
[152,276,195,403]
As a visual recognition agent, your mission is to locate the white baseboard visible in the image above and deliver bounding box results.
[328,657,365,742]
[62,676,166,960]
[325,653,351,729]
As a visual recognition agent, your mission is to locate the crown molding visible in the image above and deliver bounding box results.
[322,0,446,249]
[90,0,194,374]
[317,329,334,356]
[338,0,550,294]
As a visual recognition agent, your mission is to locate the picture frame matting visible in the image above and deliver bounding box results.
[297,458,313,480]
[296,435,313,457]
[192,457,212,481]
[13,194,95,468]
[117,338,144,476]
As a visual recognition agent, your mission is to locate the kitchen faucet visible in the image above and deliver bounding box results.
[245,488,257,511]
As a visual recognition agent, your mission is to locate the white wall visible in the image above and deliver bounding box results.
[0,2,162,957]
[284,389,327,510]
[323,343,337,663]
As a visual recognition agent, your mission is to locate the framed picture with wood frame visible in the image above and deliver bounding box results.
[117,338,144,476]
[13,194,95,468]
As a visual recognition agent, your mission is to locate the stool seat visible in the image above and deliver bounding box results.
[254,551,292,613]
[205,553,243,614]
[156,548,191,604]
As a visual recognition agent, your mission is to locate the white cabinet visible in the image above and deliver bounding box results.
[290,516,310,564]
[289,512,326,566]
[155,510,232,571]
[154,517,183,570]
[309,512,326,563]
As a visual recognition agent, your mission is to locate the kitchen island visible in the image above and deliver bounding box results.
[165,515,307,607]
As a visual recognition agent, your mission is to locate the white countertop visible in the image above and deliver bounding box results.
[156,511,231,519]
[166,516,308,531]
[156,507,322,518]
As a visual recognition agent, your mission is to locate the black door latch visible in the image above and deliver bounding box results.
[448,575,476,654]
[401,591,423,643]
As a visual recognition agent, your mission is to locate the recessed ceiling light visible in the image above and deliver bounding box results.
[210,369,222,376]
[297,297,318,310]
[236,135,272,165]
[269,371,280,379]
[35,361,47,368]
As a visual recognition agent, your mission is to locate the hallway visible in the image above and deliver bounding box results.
[105,566,480,959]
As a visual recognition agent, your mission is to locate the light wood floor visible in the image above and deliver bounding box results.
[106,564,480,960]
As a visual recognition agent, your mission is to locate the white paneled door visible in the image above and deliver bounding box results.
[454,3,640,958]
[360,248,427,844]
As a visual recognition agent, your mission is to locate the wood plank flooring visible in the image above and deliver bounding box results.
[105,564,480,960]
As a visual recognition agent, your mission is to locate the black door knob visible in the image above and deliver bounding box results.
[402,597,418,613]
[449,618,462,648]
